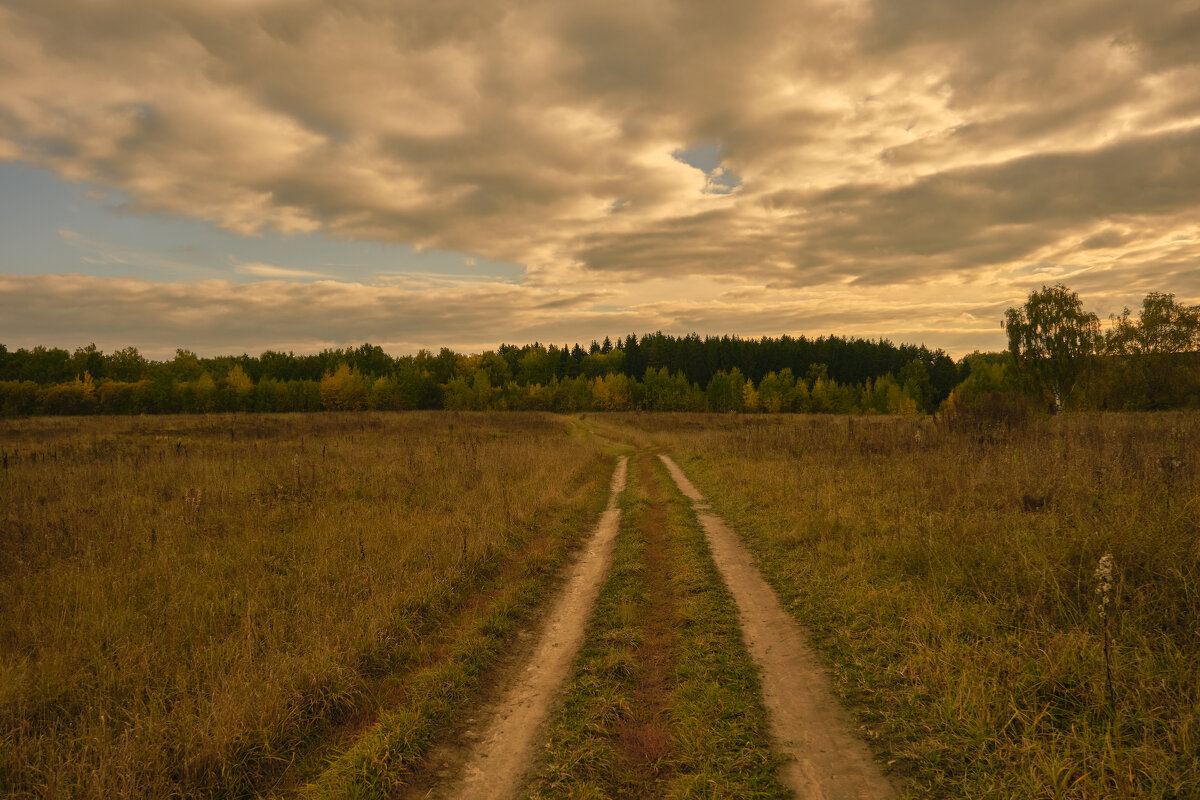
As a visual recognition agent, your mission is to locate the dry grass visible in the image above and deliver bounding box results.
[0,412,609,798]
[7,409,1194,798]
[598,412,1200,798]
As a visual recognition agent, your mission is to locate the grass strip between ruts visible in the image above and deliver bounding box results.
[524,453,789,799]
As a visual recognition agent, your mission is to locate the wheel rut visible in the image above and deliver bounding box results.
[659,454,896,800]
[413,455,628,800]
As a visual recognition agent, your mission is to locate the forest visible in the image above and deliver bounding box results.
[0,333,959,416]
[1,286,1197,417]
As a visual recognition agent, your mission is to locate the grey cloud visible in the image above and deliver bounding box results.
[791,125,1200,279]
[0,0,847,260]
[0,273,558,356]
[879,79,1143,169]
[533,292,609,311]
[859,0,1200,87]
[1080,228,1135,250]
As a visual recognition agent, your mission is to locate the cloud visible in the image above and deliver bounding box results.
[234,262,332,279]
[1,0,1199,339]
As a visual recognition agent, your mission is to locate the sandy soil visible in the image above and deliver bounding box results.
[414,455,629,800]
[659,454,896,800]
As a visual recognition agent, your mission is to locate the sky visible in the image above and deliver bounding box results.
[2,0,1199,360]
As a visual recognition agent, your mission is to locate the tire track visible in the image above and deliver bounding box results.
[421,456,628,800]
[660,454,895,800]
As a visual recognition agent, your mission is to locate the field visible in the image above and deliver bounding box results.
[0,413,610,797]
[2,411,1197,798]
[600,412,1200,798]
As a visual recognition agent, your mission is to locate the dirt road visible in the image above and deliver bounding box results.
[660,454,896,800]
[421,455,629,800]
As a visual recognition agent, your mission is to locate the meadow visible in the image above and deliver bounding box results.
[2,410,1197,799]
[0,413,610,798]
[597,412,1199,798]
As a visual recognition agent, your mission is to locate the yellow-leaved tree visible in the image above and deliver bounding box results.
[224,365,255,412]
[320,364,369,411]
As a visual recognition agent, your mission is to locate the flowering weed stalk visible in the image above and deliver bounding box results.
[1094,552,1116,712]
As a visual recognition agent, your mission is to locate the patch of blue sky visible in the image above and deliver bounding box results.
[673,141,722,173]
[672,140,741,194]
[0,162,523,284]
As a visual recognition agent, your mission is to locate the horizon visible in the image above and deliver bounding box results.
[1,328,982,363]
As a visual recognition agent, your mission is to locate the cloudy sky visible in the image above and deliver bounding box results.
[2,0,1199,359]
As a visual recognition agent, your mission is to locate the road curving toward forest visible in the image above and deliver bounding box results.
[660,454,897,800]
[420,455,629,800]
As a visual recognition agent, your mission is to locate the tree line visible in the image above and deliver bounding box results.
[0,334,957,416]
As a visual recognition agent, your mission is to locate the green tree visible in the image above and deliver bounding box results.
[254,378,289,412]
[477,351,513,387]
[223,365,256,411]
[368,377,405,410]
[898,359,934,413]
[756,370,792,413]
[347,343,393,377]
[862,375,918,416]
[517,345,557,386]
[706,368,746,413]
[442,375,475,410]
[188,372,218,413]
[1107,292,1200,355]
[168,349,204,382]
[741,379,760,412]
[591,372,634,410]
[550,375,593,412]
[422,347,462,385]
[105,346,149,382]
[1004,284,1100,411]
[1104,292,1200,409]
[0,380,39,416]
[70,344,105,380]
[320,364,369,410]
